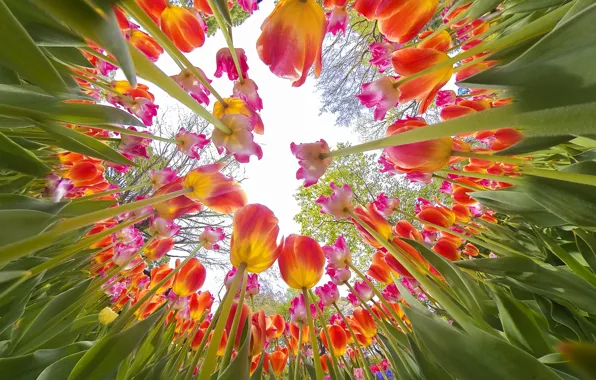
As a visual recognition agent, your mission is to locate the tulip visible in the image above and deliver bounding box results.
[373,193,400,218]
[230,204,280,273]
[433,238,461,261]
[436,89,457,107]
[149,168,179,191]
[367,251,393,284]
[161,6,205,52]
[153,179,202,220]
[172,258,206,297]
[144,237,175,261]
[463,243,480,257]
[189,291,214,320]
[316,182,354,220]
[315,281,340,306]
[182,164,247,214]
[417,30,452,52]
[246,274,260,297]
[191,328,206,351]
[128,29,164,62]
[353,307,377,338]
[98,307,118,325]
[149,217,181,239]
[118,127,152,159]
[268,346,289,376]
[238,0,259,13]
[150,264,174,294]
[393,220,423,242]
[327,264,351,285]
[326,8,349,36]
[130,97,159,126]
[214,48,249,81]
[212,114,263,163]
[290,322,309,344]
[385,237,428,278]
[356,76,400,121]
[321,354,331,373]
[289,294,308,325]
[137,0,168,24]
[225,303,252,348]
[322,235,352,267]
[233,78,263,111]
[452,204,472,222]
[291,139,332,187]
[199,226,225,250]
[66,160,105,187]
[266,314,286,339]
[392,47,453,113]
[278,234,325,290]
[353,279,373,302]
[351,203,392,249]
[44,174,73,202]
[171,67,212,105]
[257,0,326,87]
[417,206,456,231]
[382,283,401,302]
[378,0,439,43]
[368,41,398,73]
[320,324,348,356]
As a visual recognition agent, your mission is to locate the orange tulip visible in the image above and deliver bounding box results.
[417,206,455,231]
[257,0,326,87]
[226,303,252,348]
[145,238,175,261]
[268,346,289,376]
[191,328,206,351]
[65,160,105,187]
[392,47,453,113]
[393,220,423,242]
[193,0,233,16]
[172,258,206,297]
[417,30,452,52]
[452,204,472,223]
[250,310,267,356]
[320,324,348,356]
[161,6,205,53]
[278,234,325,290]
[150,264,173,294]
[352,203,392,249]
[349,320,373,347]
[367,251,393,284]
[378,0,439,43]
[320,354,331,373]
[251,353,266,375]
[384,118,453,173]
[432,238,461,261]
[230,204,280,273]
[385,237,428,278]
[182,164,246,215]
[137,0,168,24]
[266,314,286,339]
[353,307,377,338]
[189,291,214,320]
[128,29,164,62]
[213,97,264,135]
[290,323,309,344]
[463,243,480,257]
[153,179,202,220]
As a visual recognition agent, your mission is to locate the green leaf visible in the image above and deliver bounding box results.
[0,275,42,339]
[456,257,596,313]
[68,307,165,380]
[406,334,454,380]
[0,132,51,176]
[213,0,233,25]
[0,176,34,193]
[0,64,20,85]
[0,194,68,214]
[574,229,596,273]
[0,1,68,95]
[58,200,117,218]
[404,307,561,380]
[0,341,92,380]
[505,0,569,14]
[218,316,250,380]
[558,341,596,380]
[36,351,86,380]
[561,161,596,175]
[0,210,56,246]
[13,279,92,354]
[493,290,553,356]
[36,315,99,351]
[32,0,136,85]
[36,121,135,166]
[39,103,144,127]
[249,352,265,380]
[496,135,573,155]
[0,271,29,284]
[44,47,93,68]
[467,0,502,20]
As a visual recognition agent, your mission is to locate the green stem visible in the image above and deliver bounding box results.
[293,325,304,380]
[521,167,596,187]
[440,168,524,185]
[303,288,324,380]
[73,183,150,201]
[197,263,247,380]
[218,269,248,375]
[451,150,528,166]
[309,290,341,378]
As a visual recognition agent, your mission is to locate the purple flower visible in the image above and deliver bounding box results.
[44,174,73,202]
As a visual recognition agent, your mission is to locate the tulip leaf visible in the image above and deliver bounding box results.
[558,341,596,380]
[0,271,29,284]
[0,341,92,380]
[574,229,596,273]
[36,315,99,351]
[561,161,596,175]
[57,200,117,218]
[493,289,553,357]
[36,351,86,380]
[249,353,265,380]
[0,132,51,176]
[132,354,173,380]
[0,210,56,246]
[218,316,251,380]
[0,1,68,95]
[38,103,144,127]
[404,307,561,380]
[68,307,165,380]
[505,0,569,14]
[0,194,69,214]
[0,64,20,85]
[467,0,502,20]
[213,0,233,25]
[406,334,454,380]
[31,0,136,85]
[36,121,135,166]
[456,257,596,313]
[44,47,93,69]
[496,135,573,155]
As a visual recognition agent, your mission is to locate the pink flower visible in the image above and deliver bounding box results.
[149,168,179,191]
[326,264,351,285]
[113,242,140,267]
[238,0,259,14]
[436,90,457,107]
[356,76,399,121]
[373,193,400,218]
[354,368,365,380]
[323,235,352,267]
[131,195,154,219]
[404,172,433,184]
[246,273,260,296]
[129,97,158,126]
[175,128,210,159]
[291,139,332,187]
[382,283,400,302]
[380,359,390,371]
[118,127,152,159]
[326,8,349,36]
[115,225,143,245]
[290,294,308,325]
[439,180,452,194]
[315,281,340,306]
[469,203,484,217]
[414,197,432,214]
[329,313,342,325]
[224,267,238,290]
[45,174,73,202]
[378,154,400,175]
[106,154,133,174]
[346,292,360,306]
[354,279,373,301]
[212,114,263,163]
[172,67,212,105]
[316,182,354,220]
[199,226,226,250]
[233,79,263,111]
[421,230,438,244]
[368,42,398,73]
[489,252,498,258]
[149,217,181,238]
[214,48,249,81]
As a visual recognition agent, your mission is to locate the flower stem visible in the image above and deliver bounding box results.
[197,263,247,380]
[218,269,248,375]
[73,183,150,201]
[293,325,304,380]
[450,150,528,166]
[309,290,341,378]
[303,288,324,380]
[440,168,524,185]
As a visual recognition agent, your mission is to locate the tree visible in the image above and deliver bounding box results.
[294,143,445,270]
[106,106,246,269]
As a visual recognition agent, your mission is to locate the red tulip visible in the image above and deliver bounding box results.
[172,258,206,297]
